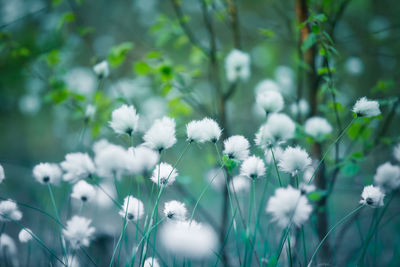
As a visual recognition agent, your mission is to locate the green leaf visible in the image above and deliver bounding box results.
[340,161,360,177]
[307,191,326,202]
[222,155,237,174]
[108,42,134,67]
[45,50,60,66]
[57,12,75,29]
[313,14,327,22]
[134,61,151,75]
[301,33,317,51]
[258,28,275,38]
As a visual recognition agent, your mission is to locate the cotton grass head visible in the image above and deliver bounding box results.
[63,216,95,249]
[160,220,218,259]
[230,175,250,194]
[186,118,222,143]
[240,156,266,180]
[255,113,295,148]
[126,146,159,175]
[93,60,109,79]
[144,117,177,152]
[18,228,33,243]
[256,90,284,115]
[144,258,160,267]
[71,180,96,203]
[290,99,310,118]
[119,196,145,221]
[266,186,312,228]
[393,143,400,162]
[164,200,187,221]
[304,116,333,141]
[0,164,4,184]
[352,97,381,117]
[93,141,129,179]
[373,162,400,192]
[225,49,250,83]
[150,163,178,187]
[109,104,139,136]
[360,185,385,208]
[61,152,95,183]
[223,135,250,161]
[0,200,22,222]
[264,146,284,164]
[33,163,62,185]
[278,146,312,176]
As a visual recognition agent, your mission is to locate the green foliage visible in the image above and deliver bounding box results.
[307,190,326,202]
[258,28,275,39]
[222,155,237,174]
[108,42,134,68]
[57,12,76,29]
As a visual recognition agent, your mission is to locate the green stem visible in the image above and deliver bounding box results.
[287,234,293,267]
[308,204,364,266]
[109,220,129,267]
[301,227,307,265]
[270,147,282,187]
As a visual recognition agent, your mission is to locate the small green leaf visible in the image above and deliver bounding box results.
[108,42,134,67]
[134,61,151,75]
[301,33,317,51]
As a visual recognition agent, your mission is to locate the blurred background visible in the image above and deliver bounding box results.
[0,0,400,266]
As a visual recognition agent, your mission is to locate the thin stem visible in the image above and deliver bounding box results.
[301,227,307,265]
[307,204,364,266]
[287,235,293,267]
[270,147,283,186]
[109,220,128,267]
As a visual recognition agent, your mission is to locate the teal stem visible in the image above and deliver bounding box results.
[270,147,282,187]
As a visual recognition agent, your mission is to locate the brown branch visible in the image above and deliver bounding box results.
[225,0,241,49]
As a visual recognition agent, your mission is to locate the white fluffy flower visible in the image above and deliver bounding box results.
[255,113,295,148]
[164,201,187,221]
[352,97,381,117]
[299,183,316,194]
[119,196,145,221]
[93,60,109,78]
[63,216,95,249]
[94,141,129,179]
[150,163,178,187]
[0,234,16,256]
[223,135,250,161]
[205,168,226,191]
[109,104,139,135]
[225,49,250,82]
[304,116,333,140]
[61,153,95,183]
[0,164,5,184]
[33,163,62,185]
[256,90,284,114]
[85,104,96,120]
[373,162,400,192]
[230,175,250,194]
[0,200,22,222]
[264,146,284,164]
[360,185,385,207]
[240,156,266,179]
[93,182,116,209]
[254,79,280,95]
[126,146,159,175]
[278,146,312,176]
[144,117,177,152]
[71,180,96,203]
[144,258,160,267]
[18,228,33,243]
[266,186,312,228]
[393,144,400,162]
[160,220,218,259]
[186,118,222,143]
[290,99,310,118]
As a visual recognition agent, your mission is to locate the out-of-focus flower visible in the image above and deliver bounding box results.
[0,234,16,256]
[352,97,381,117]
[225,49,250,83]
[150,163,178,187]
[223,135,250,161]
[240,156,266,180]
[0,200,22,222]
[255,113,295,148]
[254,79,280,95]
[0,164,5,184]
[33,163,62,185]
[393,144,400,162]
[63,216,95,249]
[373,162,400,192]
[230,175,250,194]
[290,99,310,118]
[144,117,177,152]
[256,90,284,114]
[345,57,364,75]
[93,60,110,79]
[266,186,312,228]
[109,104,140,136]
[71,181,96,203]
[18,228,33,243]
[144,258,160,267]
[126,146,159,175]
[61,153,95,183]
[160,220,218,259]
[64,67,96,97]
[164,201,187,221]
[360,185,385,208]
[119,196,145,221]
[85,104,96,121]
[264,146,284,164]
[278,146,312,176]
[304,116,333,140]
[93,141,129,179]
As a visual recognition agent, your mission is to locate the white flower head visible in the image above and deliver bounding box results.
[254,79,280,95]
[373,162,400,192]
[33,163,62,185]
[240,156,266,180]
[0,234,16,256]
[150,163,178,187]
[299,183,316,194]
[186,120,205,143]
[266,186,312,228]
[393,144,400,162]
[160,220,218,259]
[0,164,5,184]
[223,135,250,161]
[360,185,385,207]
[352,97,381,117]
[164,200,187,221]
[225,49,250,83]
[71,180,96,203]
[127,146,159,175]
[290,99,310,118]
[144,117,177,152]
[205,168,226,192]
[144,258,160,267]
[63,216,95,249]
[256,90,284,114]
[230,175,250,194]
[264,146,284,164]
[93,60,109,79]
[278,146,312,176]
[255,113,295,148]
[186,118,222,143]
[61,153,95,183]
[94,141,129,179]
[109,104,139,136]
[18,228,33,243]
[201,118,222,143]
[304,116,333,140]
[0,200,22,222]
[119,196,145,221]
[85,104,96,120]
